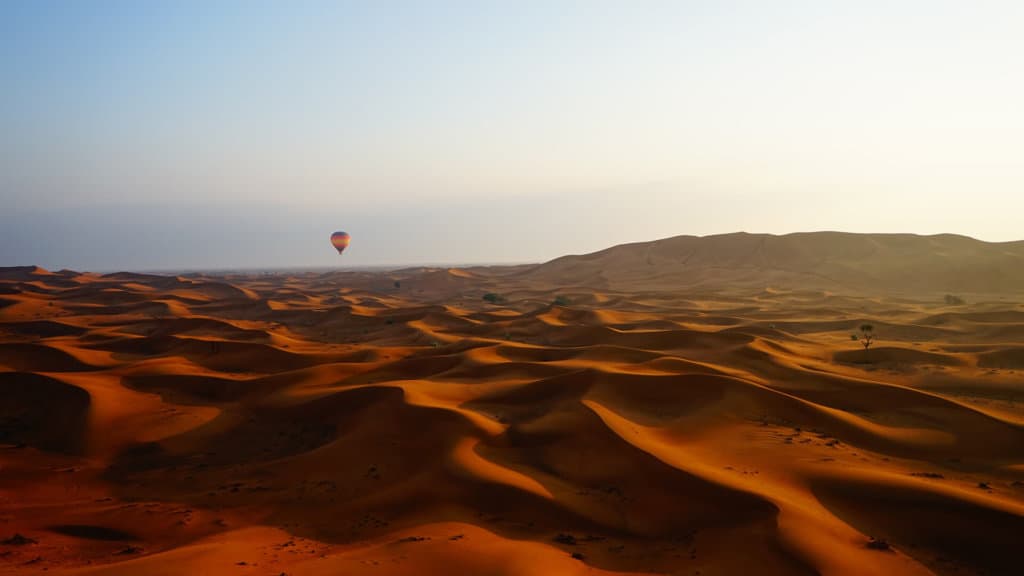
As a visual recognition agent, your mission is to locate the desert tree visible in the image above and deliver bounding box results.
[853,323,875,362]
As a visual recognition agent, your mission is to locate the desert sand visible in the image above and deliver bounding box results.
[2,232,1024,576]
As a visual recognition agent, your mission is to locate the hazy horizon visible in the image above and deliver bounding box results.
[4,1,1023,270]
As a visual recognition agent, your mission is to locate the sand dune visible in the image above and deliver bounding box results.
[2,232,1023,575]
[531,232,1024,294]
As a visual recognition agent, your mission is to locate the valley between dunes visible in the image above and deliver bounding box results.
[2,233,1024,576]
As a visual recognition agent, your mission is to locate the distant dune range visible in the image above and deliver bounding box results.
[1,232,1023,576]
[531,232,1024,294]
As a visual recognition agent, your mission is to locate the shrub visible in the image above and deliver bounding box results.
[944,294,965,305]
[866,538,891,551]
[483,293,504,304]
[855,324,875,362]
[552,295,571,306]
[553,533,577,545]
[859,324,874,348]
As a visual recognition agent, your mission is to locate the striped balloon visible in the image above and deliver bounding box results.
[330,231,351,255]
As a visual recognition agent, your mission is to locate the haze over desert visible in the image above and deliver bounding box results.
[5,1,1024,574]
[2,233,1023,575]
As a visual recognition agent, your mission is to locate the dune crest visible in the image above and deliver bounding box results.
[530,232,1024,294]
[2,236,1023,575]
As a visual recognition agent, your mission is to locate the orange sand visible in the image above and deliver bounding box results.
[2,233,1023,575]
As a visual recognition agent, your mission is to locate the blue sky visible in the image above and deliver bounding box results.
[2,1,1023,270]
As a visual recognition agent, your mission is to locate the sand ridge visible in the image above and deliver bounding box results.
[1,252,1023,575]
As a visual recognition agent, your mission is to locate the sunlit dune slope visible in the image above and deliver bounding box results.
[2,234,1023,576]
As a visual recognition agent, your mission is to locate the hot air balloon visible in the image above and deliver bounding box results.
[330,231,351,255]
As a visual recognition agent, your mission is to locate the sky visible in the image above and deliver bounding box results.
[2,0,1022,271]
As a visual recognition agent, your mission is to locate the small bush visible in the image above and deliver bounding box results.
[553,533,577,545]
[552,295,571,306]
[944,294,965,305]
[866,538,891,551]
[859,324,875,349]
[483,293,504,304]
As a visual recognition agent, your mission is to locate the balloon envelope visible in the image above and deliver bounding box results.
[330,231,351,254]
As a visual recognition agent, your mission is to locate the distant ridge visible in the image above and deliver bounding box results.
[0,265,54,280]
[526,232,1024,294]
